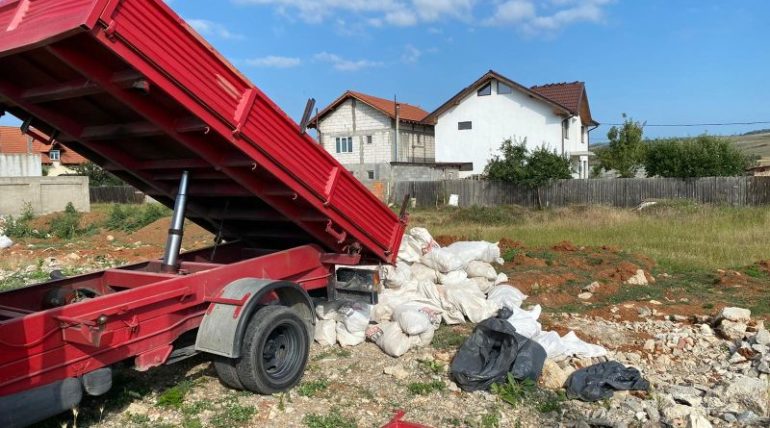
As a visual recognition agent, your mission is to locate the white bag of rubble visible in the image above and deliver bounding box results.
[380,262,413,289]
[417,327,435,347]
[445,241,503,266]
[466,261,497,280]
[397,234,422,263]
[438,270,468,286]
[314,319,337,346]
[337,301,372,333]
[372,288,423,323]
[468,277,495,294]
[487,285,528,309]
[417,281,465,325]
[410,263,440,284]
[534,331,566,359]
[336,323,366,347]
[494,272,508,285]
[560,331,607,359]
[409,227,440,254]
[0,235,12,249]
[393,302,442,335]
[366,322,422,357]
[506,305,543,338]
[445,282,498,323]
[420,248,464,273]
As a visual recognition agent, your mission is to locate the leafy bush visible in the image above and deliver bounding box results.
[485,139,572,187]
[644,135,755,178]
[303,409,357,428]
[592,114,646,178]
[71,162,123,186]
[407,380,445,395]
[49,203,85,239]
[3,203,37,238]
[105,203,170,232]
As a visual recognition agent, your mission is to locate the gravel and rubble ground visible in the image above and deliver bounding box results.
[2,207,770,427]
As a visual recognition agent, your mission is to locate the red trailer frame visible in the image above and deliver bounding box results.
[0,0,407,426]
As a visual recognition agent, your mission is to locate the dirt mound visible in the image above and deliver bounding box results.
[552,241,578,252]
[597,261,642,282]
[498,238,523,251]
[433,235,464,247]
[129,218,213,248]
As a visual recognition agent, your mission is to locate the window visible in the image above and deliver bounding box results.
[458,121,472,130]
[497,81,513,94]
[367,170,375,179]
[335,137,353,153]
[49,150,61,161]
[477,83,492,96]
[562,119,570,139]
[366,135,373,144]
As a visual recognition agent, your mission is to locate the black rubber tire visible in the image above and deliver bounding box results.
[235,305,310,394]
[213,356,245,390]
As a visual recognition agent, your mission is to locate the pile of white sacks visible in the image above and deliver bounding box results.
[314,227,607,361]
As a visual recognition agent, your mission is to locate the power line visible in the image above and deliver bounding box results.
[601,121,770,127]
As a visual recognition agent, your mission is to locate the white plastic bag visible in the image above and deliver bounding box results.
[397,235,422,263]
[393,302,442,335]
[337,301,372,333]
[487,285,528,310]
[410,263,440,284]
[315,319,337,346]
[533,331,565,359]
[438,270,468,286]
[560,331,607,359]
[315,300,345,320]
[506,305,543,338]
[366,323,422,357]
[445,241,503,266]
[336,322,366,347]
[466,261,497,280]
[494,272,508,285]
[420,248,464,273]
[417,327,435,347]
[380,262,413,290]
[409,227,440,254]
[0,235,12,249]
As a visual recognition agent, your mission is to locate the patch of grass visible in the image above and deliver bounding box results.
[156,380,194,408]
[48,202,96,239]
[491,374,565,414]
[297,379,329,397]
[407,380,445,395]
[104,203,171,233]
[526,250,556,265]
[502,248,519,262]
[432,325,469,350]
[744,265,768,279]
[312,347,352,361]
[303,409,357,428]
[209,397,256,428]
[3,202,39,238]
[418,359,445,375]
[479,410,501,428]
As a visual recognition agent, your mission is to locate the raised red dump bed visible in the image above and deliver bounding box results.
[0,0,404,263]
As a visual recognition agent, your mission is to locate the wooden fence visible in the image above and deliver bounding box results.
[392,177,770,208]
[89,186,145,204]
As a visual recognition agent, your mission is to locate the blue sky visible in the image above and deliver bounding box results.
[2,0,769,141]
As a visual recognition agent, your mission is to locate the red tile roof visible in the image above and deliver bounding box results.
[530,82,585,115]
[311,91,430,127]
[0,126,87,165]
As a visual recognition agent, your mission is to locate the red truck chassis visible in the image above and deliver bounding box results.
[0,0,406,426]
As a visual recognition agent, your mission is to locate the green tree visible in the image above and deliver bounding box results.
[644,135,756,178]
[594,114,646,178]
[71,162,123,186]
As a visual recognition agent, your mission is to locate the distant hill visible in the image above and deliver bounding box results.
[728,132,770,165]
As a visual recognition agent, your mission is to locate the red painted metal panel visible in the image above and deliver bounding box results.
[0,0,405,263]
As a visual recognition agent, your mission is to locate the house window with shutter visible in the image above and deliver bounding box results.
[49,150,61,161]
[562,119,570,139]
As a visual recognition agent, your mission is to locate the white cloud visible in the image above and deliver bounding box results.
[314,52,383,71]
[233,0,612,34]
[401,44,422,63]
[487,0,613,33]
[246,55,301,68]
[233,0,476,26]
[188,19,245,40]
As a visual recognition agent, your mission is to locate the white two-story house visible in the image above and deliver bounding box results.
[424,70,599,178]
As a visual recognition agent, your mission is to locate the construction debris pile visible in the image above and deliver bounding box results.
[314,228,607,361]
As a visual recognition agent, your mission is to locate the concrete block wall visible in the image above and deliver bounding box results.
[0,176,90,216]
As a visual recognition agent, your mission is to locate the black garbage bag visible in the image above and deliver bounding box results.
[450,308,546,392]
[565,361,649,402]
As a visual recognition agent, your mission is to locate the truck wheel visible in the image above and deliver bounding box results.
[213,357,245,390]
[235,305,310,394]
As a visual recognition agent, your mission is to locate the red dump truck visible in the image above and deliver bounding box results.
[0,0,407,426]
